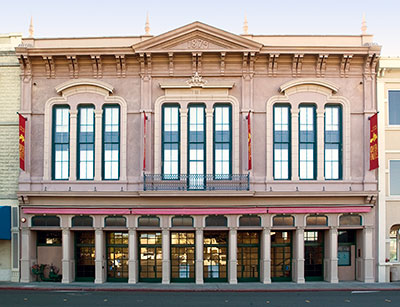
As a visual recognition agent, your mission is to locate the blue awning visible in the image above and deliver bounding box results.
[0,206,11,240]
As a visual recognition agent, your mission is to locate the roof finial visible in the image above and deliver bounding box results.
[361,13,367,34]
[145,12,150,35]
[243,15,248,35]
[29,16,34,37]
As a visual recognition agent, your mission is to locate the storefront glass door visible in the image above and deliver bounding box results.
[139,232,162,282]
[171,232,195,282]
[304,231,324,281]
[237,231,260,282]
[271,231,292,281]
[106,232,128,282]
[75,231,95,281]
[203,231,228,282]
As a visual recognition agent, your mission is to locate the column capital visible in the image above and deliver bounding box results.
[94,227,103,232]
[162,227,170,233]
[70,110,78,117]
[195,227,204,232]
[262,227,271,234]
[61,227,70,232]
[128,227,137,232]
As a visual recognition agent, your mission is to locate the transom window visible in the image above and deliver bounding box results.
[138,216,160,227]
[274,105,291,180]
[239,215,261,227]
[52,106,70,180]
[339,214,361,226]
[325,106,342,180]
[214,105,231,178]
[162,105,180,179]
[37,231,62,246]
[105,216,126,227]
[103,105,120,180]
[32,215,60,227]
[205,215,227,227]
[78,106,95,180]
[273,215,294,227]
[72,216,93,227]
[306,215,327,226]
[172,216,193,227]
[299,105,316,180]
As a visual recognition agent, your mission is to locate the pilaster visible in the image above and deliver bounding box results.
[180,109,188,175]
[261,227,271,284]
[95,228,105,284]
[69,111,77,181]
[195,227,204,284]
[61,227,72,283]
[291,109,299,180]
[294,226,305,283]
[363,226,375,283]
[316,111,325,180]
[94,109,102,181]
[162,227,171,284]
[128,228,138,283]
[228,227,238,284]
[326,227,339,283]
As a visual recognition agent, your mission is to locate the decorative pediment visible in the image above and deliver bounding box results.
[133,21,262,53]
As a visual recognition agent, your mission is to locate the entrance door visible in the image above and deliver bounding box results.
[106,232,128,282]
[203,231,228,282]
[75,231,95,281]
[139,232,162,282]
[304,231,324,281]
[271,231,292,281]
[171,232,195,282]
[338,230,356,281]
[237,231,260,282]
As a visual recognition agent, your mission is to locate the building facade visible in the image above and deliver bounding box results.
[0,33,22,282]
[377,58,400,282]
[16,22,380,284]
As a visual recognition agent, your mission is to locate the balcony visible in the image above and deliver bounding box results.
[143,174,249,191]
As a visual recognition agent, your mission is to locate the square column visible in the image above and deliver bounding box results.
[69,111,77,181]
[261,227,271,284]
[363,226,375,283]
[325,227,339,283]
[61,228,73,283]
[95,228,105,284]
[293,227,305,283]
[20,228,34,283]
[206,108,213,174]
[316,111,325,180]
[162,228,171,284]
[228,227,238,284]
[128,228,138,284]
[180,109,188,174]
[195,227,204,284]
[291,109,299,180]
[94,110,103,181]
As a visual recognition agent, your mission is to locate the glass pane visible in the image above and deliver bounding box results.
[390,161,400,195]
[389,91,400,125]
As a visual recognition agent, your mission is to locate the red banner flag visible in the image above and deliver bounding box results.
[19,113,27,171]
[247,111,252,171]
[143,112,147,171]
[369,113,379,170]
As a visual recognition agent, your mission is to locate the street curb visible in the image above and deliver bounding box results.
[0,287,399,293]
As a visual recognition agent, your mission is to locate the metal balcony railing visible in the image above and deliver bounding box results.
[143,173,249,191]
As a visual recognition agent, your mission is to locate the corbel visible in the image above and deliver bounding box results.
[115,55,122,77]
[91,55,102,78]
[292,54,304,77]
[120,55,126,77]
[146,53,152,75]
[91,55,98,78]
[66,55,78,78]
[197,52,202,74]
[242,52,249,74]
[340,54,352,77]
[49,56,55,78]
[43,56,51,78]
[268,54,279,76]
[220,52,226,76]
[249,52,256,75]
[138,53,145,77]
[316,54,328,77]
[168,52,174,76]
[19,55,32,77]
[371,54,379,76]
[192,52,197,74]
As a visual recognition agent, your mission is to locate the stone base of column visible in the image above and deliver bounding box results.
[20,259,33,283]
[294,259,305,283]
[363,258,375,283]
[162,260,170,284]
[62,259,72,283]
[95,260,105,284]
[128,260,138,284]
[195,260,203,284]
[261,260,271,284]
[324,258,339,283]
[228,260,237,284]
[378,264,390,283]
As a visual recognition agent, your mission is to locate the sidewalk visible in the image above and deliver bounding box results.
[1,281,400,292]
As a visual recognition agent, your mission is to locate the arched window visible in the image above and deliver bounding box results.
[138,216,160,227]
[339,214,361,226]
[306,215,327,226]
[172,216,193,227]
[72,216,93,227]
[205,215,227,227]
[273,215,294,227]
[105,216,126,227]
[239,215,261,227]
[32,216,60,227]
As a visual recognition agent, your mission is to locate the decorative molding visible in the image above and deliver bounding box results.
[292,54,304,77]
[168,52,174,76]
[340,54,352,77]
[66,55,78,78]
[55,78,114,94]
[268,54,279,77]
[159,72,234,89]
[316,54,328,77]
[42,56,55,78]
[91,55,102,78]
[186,71,207,87]
[220,52,226,75]
[279,79,339,94]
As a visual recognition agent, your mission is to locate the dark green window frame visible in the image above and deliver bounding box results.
[273,104,291,180]
[188,104,206,189]
[52,105,70,180]
[324,105,342,180]
[299,105,317,180]
[213,104,232,179]
[37,231,62,246]
[102,105,120,180]
[162,104,180,179]
[77,105,95,180]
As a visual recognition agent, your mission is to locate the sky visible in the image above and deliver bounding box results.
[1,0,399,56]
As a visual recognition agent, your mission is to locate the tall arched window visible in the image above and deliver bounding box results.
[273,104,291,180]
[102,105,120,180]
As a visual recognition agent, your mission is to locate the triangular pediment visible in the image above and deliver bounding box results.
[133,21,262,53]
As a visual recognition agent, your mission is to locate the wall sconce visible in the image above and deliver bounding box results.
[20,217,26,223]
